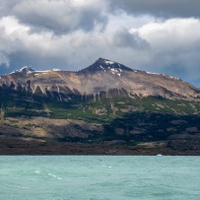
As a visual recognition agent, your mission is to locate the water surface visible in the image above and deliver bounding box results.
[0,156,199,199]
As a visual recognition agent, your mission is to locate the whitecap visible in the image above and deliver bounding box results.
[34,170,40,174]
[7,184,30,189]
[48,172,62,180]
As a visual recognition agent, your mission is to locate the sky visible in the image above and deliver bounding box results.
[0,0,200,87]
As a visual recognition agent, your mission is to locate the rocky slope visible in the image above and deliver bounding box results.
[0,58,199,102]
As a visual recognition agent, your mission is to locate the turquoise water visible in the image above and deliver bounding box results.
[0,156,200,200]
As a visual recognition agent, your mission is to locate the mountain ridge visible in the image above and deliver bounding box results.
[1,58,199,102]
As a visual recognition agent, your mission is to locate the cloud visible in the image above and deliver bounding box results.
[1,0,109,34]
[110,0,200,18]
[131,18,200,83]
[0,52,9,67]
[136,18,200,65]
[113,29,150,50]
[0,1,200,87]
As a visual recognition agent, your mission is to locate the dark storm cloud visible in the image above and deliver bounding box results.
[113,29,150,50]
[110,0,200,18]
[0,0,108,34]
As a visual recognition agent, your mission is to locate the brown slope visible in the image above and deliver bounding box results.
[0,58,199,101]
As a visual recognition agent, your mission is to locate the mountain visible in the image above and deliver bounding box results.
[0,58,200,155]
[0,58,199,102]
[80,57,133,73]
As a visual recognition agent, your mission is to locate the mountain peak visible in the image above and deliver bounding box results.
[15,66,35,74]
[95,58,116,65]
[81,58,133,73]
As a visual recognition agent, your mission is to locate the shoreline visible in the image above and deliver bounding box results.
[0,141,199,156]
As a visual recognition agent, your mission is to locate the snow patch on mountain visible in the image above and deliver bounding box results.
[53,68,61,71]
[99,65,104,70]
[105,60,115,65]
[11,66,62,75]
[109,68,122,76]
[20,66,34,73]
[110,68,119,73]
[146,71,159,75]
[12,66,35,74]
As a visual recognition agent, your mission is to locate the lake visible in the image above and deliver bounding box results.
[0,156,199,199]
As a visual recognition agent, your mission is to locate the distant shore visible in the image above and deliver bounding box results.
[0,139,199,155]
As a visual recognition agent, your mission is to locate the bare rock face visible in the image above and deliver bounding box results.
[0,58,200,102]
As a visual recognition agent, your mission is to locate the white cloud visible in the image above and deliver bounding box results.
[130,18,200,69]
[137,18,200,49]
